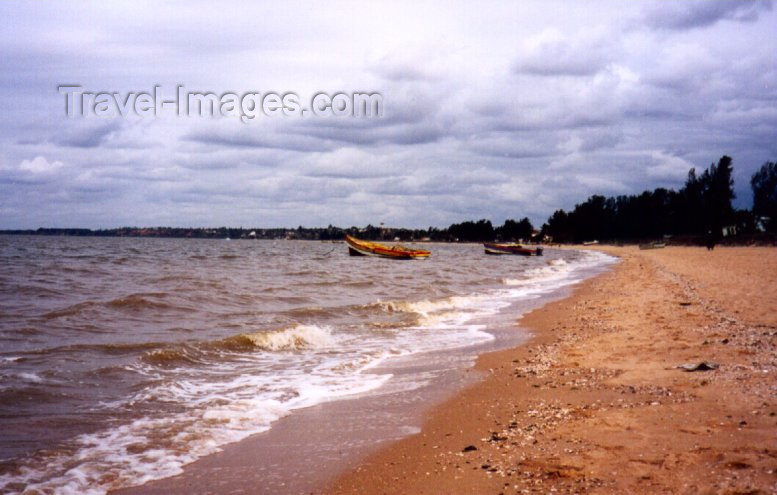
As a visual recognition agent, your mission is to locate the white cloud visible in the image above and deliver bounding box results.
[645,151,697,181]
[19,156,64,174]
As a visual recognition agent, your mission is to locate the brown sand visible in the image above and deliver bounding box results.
[325,246,777,494]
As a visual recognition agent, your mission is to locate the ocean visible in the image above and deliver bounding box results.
[0,236,615,494]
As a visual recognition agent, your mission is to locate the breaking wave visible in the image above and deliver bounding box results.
[141,347,206,367]
[219,325,335,352]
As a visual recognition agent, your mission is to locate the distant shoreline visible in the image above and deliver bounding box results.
[2,229,774,246]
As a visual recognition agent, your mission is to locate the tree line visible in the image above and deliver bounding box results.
[540,156,776,243]
[3,156,775,244]
[420,156,776,244]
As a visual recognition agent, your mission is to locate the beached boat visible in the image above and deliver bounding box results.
[483,242,543,256]
[345,234,430,259]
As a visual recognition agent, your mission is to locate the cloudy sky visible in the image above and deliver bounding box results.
[1,0,775,229]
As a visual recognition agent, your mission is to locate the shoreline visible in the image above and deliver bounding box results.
[108,249,611,495]
[109,246,777,494]
[110,249,610,495]
[325,246,777,494]
[110,340,493,495]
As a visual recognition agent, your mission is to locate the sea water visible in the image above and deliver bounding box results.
[0,236,615,494]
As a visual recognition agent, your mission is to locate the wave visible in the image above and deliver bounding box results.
[216,325,335,352]
[1,349,393,495]
[17,372,44,383]
[274,295,317,305]
[21,326,337,373]
[281,306,340,320]
[7,284,68,299]
[373,295,485,324]
[14,341,165,360]
[502,257,574,286]
[0,385,57,404]
[43,294,176,318]
[43,301,99,319]
[141,347,206,367]
[106,294,172,310]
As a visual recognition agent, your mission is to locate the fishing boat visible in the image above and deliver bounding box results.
[483,242,543,256]
[345,234,431,260]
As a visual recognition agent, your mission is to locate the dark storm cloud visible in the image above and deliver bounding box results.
[642,0,772,30]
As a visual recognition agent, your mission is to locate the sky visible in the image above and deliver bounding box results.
[1,0,776,229]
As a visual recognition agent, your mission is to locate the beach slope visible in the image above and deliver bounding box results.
[326,246,777,494]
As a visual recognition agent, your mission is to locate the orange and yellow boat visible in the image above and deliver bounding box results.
[345,234,430,260]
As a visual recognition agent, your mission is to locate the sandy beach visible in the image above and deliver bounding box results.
[326,246,777,494]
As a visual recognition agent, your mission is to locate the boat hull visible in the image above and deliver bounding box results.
[483,243,543,256]
[347,246,368,256]
[345,235,430,259]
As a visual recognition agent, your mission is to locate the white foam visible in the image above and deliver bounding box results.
[242,324,335,351]
[503,250,615,293]
[18,372,44,383]
[4,353,394,495]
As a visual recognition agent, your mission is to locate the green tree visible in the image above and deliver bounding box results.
[701,155,735,232]
[542,209,571,242]
[447,219,495,242]
[751,161,777,232]
[497,217,533,241]
[677,168,705,234]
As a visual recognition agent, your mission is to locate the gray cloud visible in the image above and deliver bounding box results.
[642,0,772,30]
[53,121,124,148]
[512,29,616,77]
[1,1,776,229]
[182,126,339,153]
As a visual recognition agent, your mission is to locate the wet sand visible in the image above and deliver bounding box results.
[326,246,777,494]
